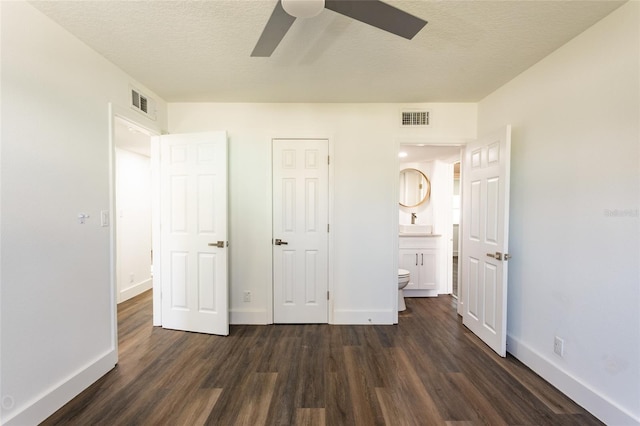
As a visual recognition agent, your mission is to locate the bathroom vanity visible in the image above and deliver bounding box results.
[399,234,441,297]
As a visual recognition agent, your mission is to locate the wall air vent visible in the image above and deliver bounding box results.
[130,87,157,121]
[401,110,430,127]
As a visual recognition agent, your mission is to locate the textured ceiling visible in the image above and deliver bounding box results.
[30,0,625,103]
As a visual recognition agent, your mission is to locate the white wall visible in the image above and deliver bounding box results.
[168,103,476,324]
[478,2,639,424]
[0,2,167,424]
[115,148,152,303]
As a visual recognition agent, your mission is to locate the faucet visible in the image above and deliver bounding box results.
[411,213,417,224]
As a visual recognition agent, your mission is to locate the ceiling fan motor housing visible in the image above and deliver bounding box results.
[281,0,325,18]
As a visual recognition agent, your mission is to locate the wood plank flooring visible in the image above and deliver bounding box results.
[42,291,602,425]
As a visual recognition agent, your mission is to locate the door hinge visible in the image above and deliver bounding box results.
[327,223,330,233]
[327,155,330,165]
[327,291,330,300]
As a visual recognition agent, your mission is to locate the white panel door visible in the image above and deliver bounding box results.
[273,139,329,323]
[461,126,511,356]
[160,131,229,335]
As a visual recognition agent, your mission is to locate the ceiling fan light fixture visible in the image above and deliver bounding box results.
[281,0,325,18]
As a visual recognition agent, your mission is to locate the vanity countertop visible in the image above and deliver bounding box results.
[399,233,442,237]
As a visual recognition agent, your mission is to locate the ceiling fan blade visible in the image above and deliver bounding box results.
[251,1,296,57]
[325,0,426,40]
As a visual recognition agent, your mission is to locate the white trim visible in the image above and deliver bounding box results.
[150,136,162,326]
[107,104,118,359]
[230,309,270,325]
[442,163,454,295]
[118,278,153,303]
[266,136,274,323]
[392,139,401,324]
[327,137,336,324]
[457,146,467,317]
[507,335,640,426]
[332,309,396,325]
[396,137,473,146]
[403,289,438,298]
[3,350,117,426]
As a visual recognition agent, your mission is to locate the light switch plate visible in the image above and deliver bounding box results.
[101,210,110,227]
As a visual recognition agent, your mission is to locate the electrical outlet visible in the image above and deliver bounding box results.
[554,336,564,357]
[243,291,251,302]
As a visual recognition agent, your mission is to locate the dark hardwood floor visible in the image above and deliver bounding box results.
[43,291,602,425]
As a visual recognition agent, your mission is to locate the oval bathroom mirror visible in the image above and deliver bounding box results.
[399,168,431,207]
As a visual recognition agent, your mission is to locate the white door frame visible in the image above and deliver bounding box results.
[269,137,335,324]
[108,103,162,358]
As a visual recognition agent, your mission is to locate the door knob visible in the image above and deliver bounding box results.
[274,239,288,246]
[208,241,225,248]
[486,252,503,261]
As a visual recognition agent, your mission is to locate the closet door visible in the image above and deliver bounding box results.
[272,139,329,324]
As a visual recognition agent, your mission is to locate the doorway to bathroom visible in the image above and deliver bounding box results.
[399,126,512,357]
[398,144,462,300]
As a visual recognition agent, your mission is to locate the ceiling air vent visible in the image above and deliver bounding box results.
[130,87,157,121]
[401,110,430,127]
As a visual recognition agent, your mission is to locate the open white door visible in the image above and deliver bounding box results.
[461,126,511,356]
[272,139,329,323]
[159,131,229,335]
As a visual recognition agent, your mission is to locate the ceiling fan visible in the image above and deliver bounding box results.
[251,0,427,57]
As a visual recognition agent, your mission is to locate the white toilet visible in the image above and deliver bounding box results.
[398,269,410,311]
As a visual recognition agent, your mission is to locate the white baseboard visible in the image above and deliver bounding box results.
[118,277,152,303]
[404,289,438,297]
[507,335,640,426]
[230,309,397,325]
[4,349,117,426]
[230,309,270,325]
[331,309,395,325]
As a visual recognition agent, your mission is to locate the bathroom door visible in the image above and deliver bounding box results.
[272,139,329,323]
[159,131,229,335]
[461,126,511,356]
